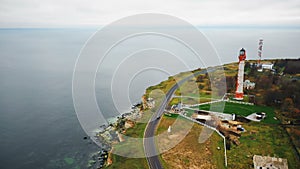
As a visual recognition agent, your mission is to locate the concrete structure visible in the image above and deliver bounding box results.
[235,48,246,100]
[193,114,212,121]
[253,155,288,169]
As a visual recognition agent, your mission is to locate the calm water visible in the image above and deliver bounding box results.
[0,28,299,169]
[0,29,101,169]
[0,28,179,169]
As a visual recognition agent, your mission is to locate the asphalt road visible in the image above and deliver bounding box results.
[143,69,208,169]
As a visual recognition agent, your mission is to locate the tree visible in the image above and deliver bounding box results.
[196,75,204,82]
[257,75,272,89]
[282,98,294,112]
[198,84,204,90]
[264,90,282,106]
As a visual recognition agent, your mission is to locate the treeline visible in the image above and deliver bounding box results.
[274,58,300,74]
[222,59,300,122]
[248,59,300,123]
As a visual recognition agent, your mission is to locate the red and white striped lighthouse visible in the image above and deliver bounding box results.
[235,48,246,100]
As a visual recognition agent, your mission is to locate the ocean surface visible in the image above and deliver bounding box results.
[0,28,299,169]
[0,28,184,169]
[0,29,101,169]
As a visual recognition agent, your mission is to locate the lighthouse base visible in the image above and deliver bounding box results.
[234,93,244,100]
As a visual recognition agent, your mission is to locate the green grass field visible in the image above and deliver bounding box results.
[227,122,300,169]
[195,101,279,124]
[106,155,148,169]
[183,109,196,117]
[169,96,212,106]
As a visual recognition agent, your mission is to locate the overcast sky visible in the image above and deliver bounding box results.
[0,0,300,28]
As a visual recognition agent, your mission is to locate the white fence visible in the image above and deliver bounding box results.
[226,100,254,105]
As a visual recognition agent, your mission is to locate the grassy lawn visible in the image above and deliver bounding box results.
[286,126,300,155]
[197,101,279,124]
[211,135,226,169]
[156,114,192,136]
[145,69,203,99]
[183,109,194,117]
[106,155,148,169]
[227,122,300,169]
[186,92,211,98]
[169,96,211,106]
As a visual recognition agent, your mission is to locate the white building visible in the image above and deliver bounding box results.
[261,63,273,70]
[257,62,274,72]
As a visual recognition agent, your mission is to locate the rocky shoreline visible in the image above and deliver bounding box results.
[91,97,155,168]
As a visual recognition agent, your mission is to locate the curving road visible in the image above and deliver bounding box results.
[143,69,208,169]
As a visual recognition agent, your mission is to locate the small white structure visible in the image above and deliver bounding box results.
[244,80,255,90]
[232,114,236,121]
[167,126,171,133]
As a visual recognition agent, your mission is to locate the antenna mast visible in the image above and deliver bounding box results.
[258,38,263,65]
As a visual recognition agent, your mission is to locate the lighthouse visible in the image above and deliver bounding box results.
[235,48,246,100]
